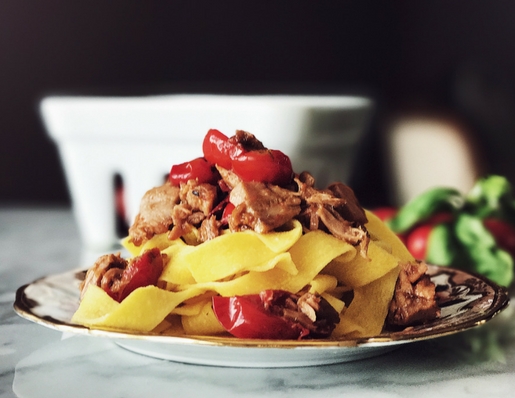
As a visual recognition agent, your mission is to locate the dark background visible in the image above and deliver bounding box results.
[2,1,515,208]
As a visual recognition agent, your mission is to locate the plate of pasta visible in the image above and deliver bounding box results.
[14,129,510,367]
[14,260,508,367]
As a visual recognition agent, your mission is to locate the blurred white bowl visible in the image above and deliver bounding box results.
[40,94,372,250]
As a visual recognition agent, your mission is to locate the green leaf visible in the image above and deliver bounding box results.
[454,213,514,286]
[426,223,457,266]
[465,175,515,220]
[387,187,463,233]
[470,246,513,287]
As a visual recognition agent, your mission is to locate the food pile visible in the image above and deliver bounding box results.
[375,175,515,287]
[72,129,440,339]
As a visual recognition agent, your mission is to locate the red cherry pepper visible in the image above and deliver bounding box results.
[231,148,293,186]
[202,129,293,186]
[105,248,164,302]
[202,129,242,170]
[212,292,309,340]
[169,157,219,186]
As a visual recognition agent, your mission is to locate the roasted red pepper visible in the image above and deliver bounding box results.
[202,129,293,186]
[231,148,293,186]
[202,129,242,170]
[212,290,339,340]
[212,293,308,339]
[169,157,219,186]
[106,248,164,302]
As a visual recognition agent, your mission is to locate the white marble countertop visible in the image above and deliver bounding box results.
[2,207,515,398]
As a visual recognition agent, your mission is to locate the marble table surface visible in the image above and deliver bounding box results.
[2,207,515,398]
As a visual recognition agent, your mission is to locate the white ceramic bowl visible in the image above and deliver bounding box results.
[40,94,372,250]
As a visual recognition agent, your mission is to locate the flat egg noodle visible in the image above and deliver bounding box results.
[177,230,354,297]
[364,209,414,263]
[324,240,400,289]
[332,266,400,338]
[182,220,303,283]
[308,274,338,294]
[181,300,227,335]
[71,284,208,332]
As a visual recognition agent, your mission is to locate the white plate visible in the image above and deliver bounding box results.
[14,265,509,368]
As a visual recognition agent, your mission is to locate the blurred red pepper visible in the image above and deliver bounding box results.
[483,218,515,258]
[404,213,456,265]
[371,207,406,244]
[169,157,219,186]
[405,224,433,260]
[371,207,398,222]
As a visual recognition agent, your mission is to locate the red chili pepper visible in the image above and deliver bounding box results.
[212,292,309,340]
[169,157,219,186]
[202,129,293,186]
[111,248,164,302]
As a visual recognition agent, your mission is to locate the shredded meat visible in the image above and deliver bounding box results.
[80,252,127,300]
[387,261,441,328]
[261,290,340,338]
[295,172,370,257]
[129,181,180,246]
[199,215,222,242]
[229,181,302,233]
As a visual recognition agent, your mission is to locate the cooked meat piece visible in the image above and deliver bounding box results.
[128,181,180,246]
[229,181,302,233]
[316,206,370,257]
[80,252,127,300]
[327,182,368,226]
[261,290,340,338]
[179,180,218,216]
[168,204,197,240]
[216,166,241,190]
[233,130,266,151]
[387,261,441,328]
[199,215,222,242]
